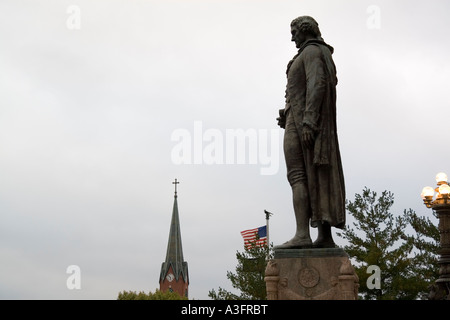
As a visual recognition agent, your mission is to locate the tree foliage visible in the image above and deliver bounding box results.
[117,289,187,300]
[337,187,439,300]
[208,241,273,300]
[403,208,439,299]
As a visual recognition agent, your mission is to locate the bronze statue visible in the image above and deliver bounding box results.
[275,16,345,249]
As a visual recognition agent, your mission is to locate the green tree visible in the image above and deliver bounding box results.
[403,208,439,299]
[117,289,187,300]
[338,187,441,299]
[337,187,416,299]
[208,240,273,300]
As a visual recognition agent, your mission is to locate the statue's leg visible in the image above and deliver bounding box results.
[275,112,312,249]
[272,181,313,249]
[290,181,313,246]
[313,221,336,248]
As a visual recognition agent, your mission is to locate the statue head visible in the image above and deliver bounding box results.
[290,16,322,48]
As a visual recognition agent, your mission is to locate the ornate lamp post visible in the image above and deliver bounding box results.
[421,172,450,300]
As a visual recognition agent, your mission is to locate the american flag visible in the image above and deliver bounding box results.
[240,226,267,249]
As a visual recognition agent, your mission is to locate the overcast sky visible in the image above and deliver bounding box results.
[1,0,450,299]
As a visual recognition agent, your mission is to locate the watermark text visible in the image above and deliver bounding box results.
[171,121,281,175]
[66,5,81,30]
[66,265,81,290]
[366,265,381,289]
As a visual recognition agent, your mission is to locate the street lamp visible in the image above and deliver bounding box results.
[421,172,450,300]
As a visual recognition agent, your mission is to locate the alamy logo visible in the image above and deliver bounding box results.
[66,265,81,290]
[366,5,381,30]
[171,121,281,175]
[66,5,81,30]
[366,265,381,290]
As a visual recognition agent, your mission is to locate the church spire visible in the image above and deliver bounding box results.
[159,179,189,297]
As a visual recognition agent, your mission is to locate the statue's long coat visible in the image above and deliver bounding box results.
[284,39,346,229]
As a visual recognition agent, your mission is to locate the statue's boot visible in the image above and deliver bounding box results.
[274,236,312,249]
[312,221,336,248]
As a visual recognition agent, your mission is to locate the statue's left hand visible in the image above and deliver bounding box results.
[301,127,315,149]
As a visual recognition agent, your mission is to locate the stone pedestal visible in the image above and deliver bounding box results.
[265,248,359,300]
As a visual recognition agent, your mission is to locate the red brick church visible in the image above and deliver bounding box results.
[159,179,189,298]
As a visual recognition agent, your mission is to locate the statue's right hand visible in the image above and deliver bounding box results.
[277,116,286,129]
[277,109,286,129]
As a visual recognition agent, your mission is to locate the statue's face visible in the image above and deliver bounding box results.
[291,25,306,48]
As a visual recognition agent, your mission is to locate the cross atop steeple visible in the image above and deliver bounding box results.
[172,178,180,197]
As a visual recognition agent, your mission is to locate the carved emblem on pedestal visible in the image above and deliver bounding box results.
[298,267,320,288]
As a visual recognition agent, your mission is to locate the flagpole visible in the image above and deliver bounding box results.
[264,210,273,258]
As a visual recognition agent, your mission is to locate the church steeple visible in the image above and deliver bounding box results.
[159,179,189,297]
